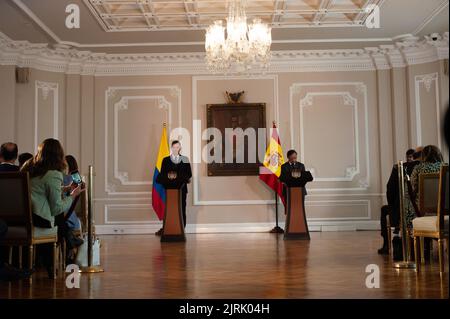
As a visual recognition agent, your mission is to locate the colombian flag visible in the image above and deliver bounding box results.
[259,123,285,206]
[152,125,170,220]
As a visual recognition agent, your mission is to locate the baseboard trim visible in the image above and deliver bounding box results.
[95,220,380,235]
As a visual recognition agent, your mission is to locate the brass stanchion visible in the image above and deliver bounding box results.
[80,165,104,273]
[393,160,416,269]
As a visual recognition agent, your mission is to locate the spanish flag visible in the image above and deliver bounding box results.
[152,125,170,220]
[259,123,285,206]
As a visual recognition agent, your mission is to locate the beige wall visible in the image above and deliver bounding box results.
[0,61,448,234]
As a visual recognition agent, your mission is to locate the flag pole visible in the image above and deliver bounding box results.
[155,122,167,237]
[270,191,284,234]
[270,120,284,234]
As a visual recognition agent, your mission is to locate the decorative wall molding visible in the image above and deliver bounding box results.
[104,203,160,225]
[299,91,360,182]
[290,82,371,192]
[113,95,172,186]
[306,199,371,220]
[34,80,58,152]
[98,197,374,231]
[414,72,441,148]
[104,85,182,196]
[103,199,369,227]
[0,32,448,76]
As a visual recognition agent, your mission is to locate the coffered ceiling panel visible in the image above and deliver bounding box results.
[85,0,384,31]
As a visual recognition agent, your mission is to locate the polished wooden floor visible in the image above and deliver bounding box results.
[0,231,448,299]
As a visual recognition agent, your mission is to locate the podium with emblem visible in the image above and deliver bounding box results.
[159,170,186,242]
[283,169,313,240]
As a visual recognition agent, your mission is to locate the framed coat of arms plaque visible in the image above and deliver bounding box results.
[206,102,266,176]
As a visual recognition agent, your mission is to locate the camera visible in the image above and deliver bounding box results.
[430,33,440,41]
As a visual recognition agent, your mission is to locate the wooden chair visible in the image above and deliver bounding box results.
[0,172,59,278]
[413,164,449,273]
[77,187,88,234]
[417,172,440,263]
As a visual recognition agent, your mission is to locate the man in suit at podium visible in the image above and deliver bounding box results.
[279,150,308,200]
[157,140,192,228]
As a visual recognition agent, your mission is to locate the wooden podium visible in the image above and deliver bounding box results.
[285,186,310,240]
[161,183,186,242]
[283,172,313,240]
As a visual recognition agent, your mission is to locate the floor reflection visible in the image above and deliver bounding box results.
[0,232,447,299]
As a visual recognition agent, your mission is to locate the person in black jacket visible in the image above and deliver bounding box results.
[279,150,308,200]
[444,103,450,148]
[0,143,19,172]
[18,152,33,169]
[156,140,192,231]
[378,148,421,255]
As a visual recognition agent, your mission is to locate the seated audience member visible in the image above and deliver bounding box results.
[405,148,415,163]
[61,155,84,256]
[0,142,19,172]
[378,148,422,256]
[21,138,84,278]
[405,145,444,259]
[406,145,444,227]
[64,155,82,231]
[0,219,31,281]
[18,152,33,169]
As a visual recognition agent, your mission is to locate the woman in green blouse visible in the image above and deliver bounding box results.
[21,138,83,276]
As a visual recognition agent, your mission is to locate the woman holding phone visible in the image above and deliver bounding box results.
[63,155,84,252]
[21,139,84,277]
[64,156,82,229]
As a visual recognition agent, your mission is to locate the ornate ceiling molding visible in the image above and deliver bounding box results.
[0,32,448,76]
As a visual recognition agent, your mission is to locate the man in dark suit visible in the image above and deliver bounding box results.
[0,143,19,172]
[156,140,192,231]
[279,150,308,200]
[378,148,422,256]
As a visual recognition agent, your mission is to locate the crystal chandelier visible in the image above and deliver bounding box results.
[205,0,272,73]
